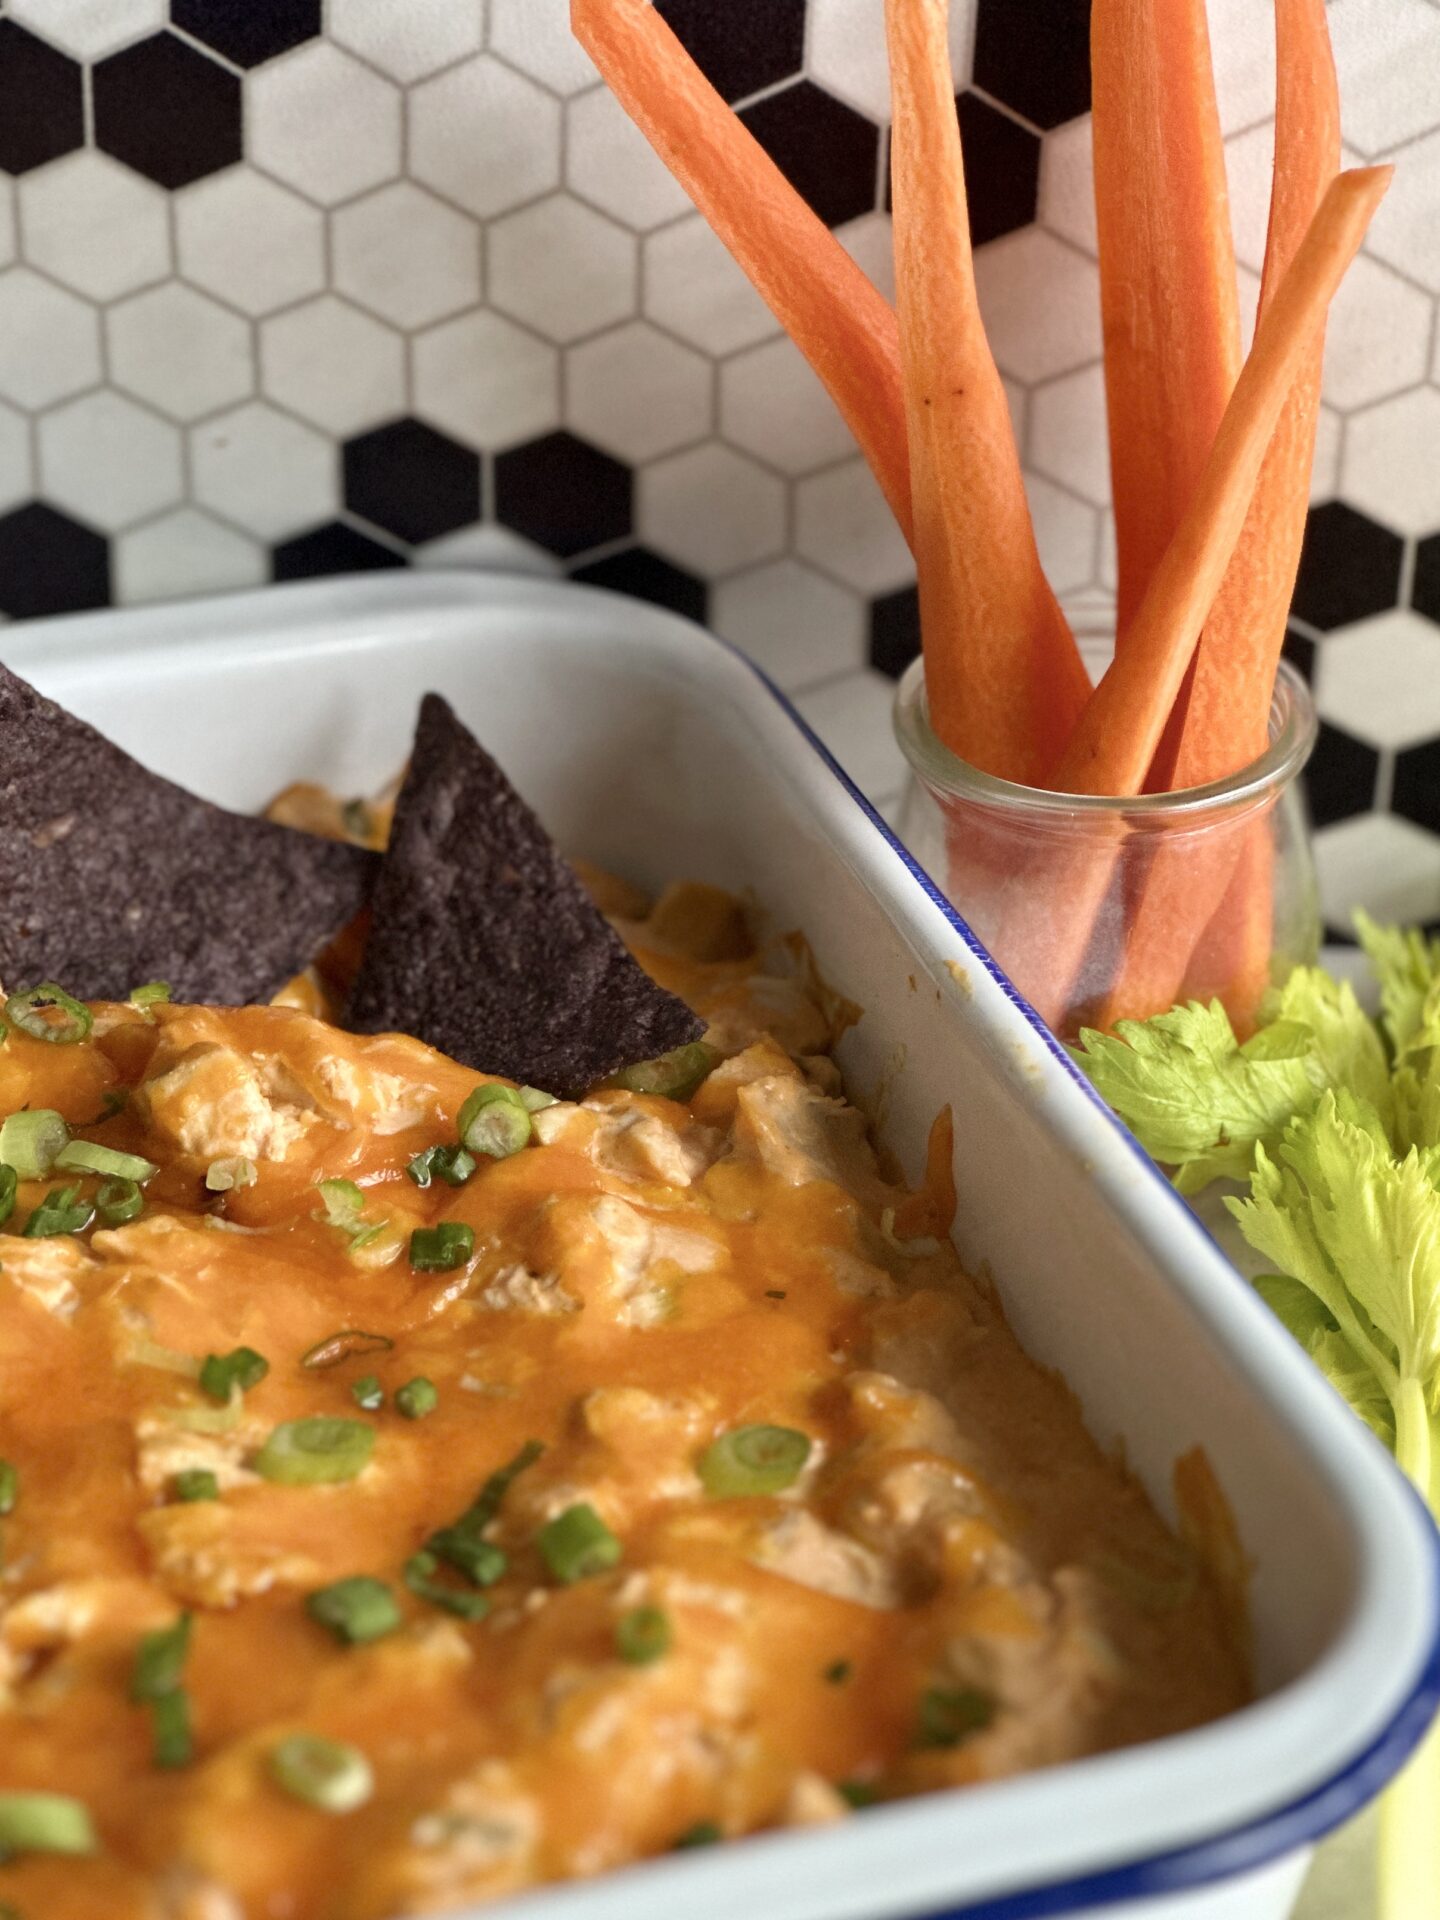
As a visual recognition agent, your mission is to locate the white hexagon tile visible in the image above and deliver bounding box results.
[0,0,1433,938]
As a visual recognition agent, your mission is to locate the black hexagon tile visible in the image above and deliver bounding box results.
[0,504,109,620]
[655,0,805,105]
[0,22,84,177]
[1281,626,1316,686]
[343,420,481,547]
[869,584,921,681]
[1414,532,1440,629]
[571,546,707,624]
[740,80,879,230]
[495,432,632,560]
[973,0,1092,130]
[1305,720,1380,830]
[1291,501,1405,633]
[171,0,323,69]
[94,33,243,190]
[1393,739,1440,837]
[273,521,408,582]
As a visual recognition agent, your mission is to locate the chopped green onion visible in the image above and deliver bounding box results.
[396,1377,438,1421]
[305,1576,401,1646]
[457,1085,532,1159]
[199,1347,269,1403]
[517,1087,557,1112]
[22,1183,94,1238]
[697,1425,811,1497]
[838,1780,879,1809]
[95,1177,144,1227]
[205,1157,256,1193]
[150,1688,194,1769]
[616,1605,671,1665]
[0,1109,69,1180]
[824,1659,852,1685]
[915,1686,994,1750]
[268,1734,373,1813]
[129,1336,201,1378]
[404,1551,492,1620]
[167,1389,242,1435]
[172,1470,218,1504]
[0,1461,17,1516]
[301,1329,393,1372]
[537,1503,621,1584]
[351,1375,384,1412]
[672,1821,722,1850]
[426,1522,507,1588]
[129,981,172,1008]
[0,1165,15,1229]
[406,1143,477,1189]
[341,799,373,840]
[409,1222,474,1273]
[55,1139,157,1182]
[612,1043,718,1102]
[131,1614,191,1702]
[0,1793,97,1858]
[5,984,92,1046]
[255,1417,375,1486]
[313,1177,386,1252]
[466,1439,545,1531]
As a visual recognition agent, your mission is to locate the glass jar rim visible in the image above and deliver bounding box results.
[892,649,1317,821]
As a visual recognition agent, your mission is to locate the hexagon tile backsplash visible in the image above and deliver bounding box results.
[0,0,1437,936]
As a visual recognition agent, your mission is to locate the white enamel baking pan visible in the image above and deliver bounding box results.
[7,571,1438,1920]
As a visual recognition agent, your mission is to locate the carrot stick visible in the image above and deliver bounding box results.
[1093,0,1241,646]
[572,0,912,538]
[1099,0,1340,1029]
[885,0,1091,784]
[991,167,1391,1032]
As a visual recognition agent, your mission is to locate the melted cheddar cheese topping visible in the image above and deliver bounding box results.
[0,880,1247,1920]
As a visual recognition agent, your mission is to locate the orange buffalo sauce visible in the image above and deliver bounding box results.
[0,883,1247,1919]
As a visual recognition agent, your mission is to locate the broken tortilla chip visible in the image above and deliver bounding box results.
[0,660,377,1005]
[346,693,704,1096]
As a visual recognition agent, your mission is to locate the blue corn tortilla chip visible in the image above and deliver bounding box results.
[346,693,704,1096]
[0,660,377,1005]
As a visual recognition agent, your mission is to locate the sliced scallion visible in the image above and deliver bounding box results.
[915,1686,994,1750]
[672,1821,722,1850]
[838,1780,879,1809]
[616,1605,670,1665]
[21,1184,94,1239]
[129,982,171,1008]
[396,1377,438,1421]
[457,1085,531,1160]
[172,1469,218,1504]
[4,984,92,1047]
[351,1375,384,1412]
[55,1139,157,1182]
[131,1614,192,1702]
[403,1551,491,1621]
[150,1687,194,1770]
[199,1347,269,1403]
[467,1439,544,1532]
[612,1043,718,1102]
[268,1734,373,1813]
[0,1165,15,1229]
[0,1792,96,1857]
[517,1086,557,1112]
[95,1177,144,1227]
[406,1143,477,1190]
[306,1576,401,1646]
[408,1222,474,1273]
[537,1504,621,1585]
[301,1329,393,1372]
[0,1109,69,1181]
[313,1177,385,1252]
[205,1157,256,1193]
[255,1417,374,1486]
[696,1425,811,1498]
[0,1461,16,1515]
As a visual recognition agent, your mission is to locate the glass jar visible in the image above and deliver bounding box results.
[892,635,1320,1040]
